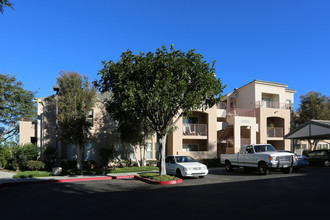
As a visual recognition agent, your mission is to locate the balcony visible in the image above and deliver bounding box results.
[227,108,255,117]
[267,127,284,137]
[183,124,207,136]
[255,101,292,110]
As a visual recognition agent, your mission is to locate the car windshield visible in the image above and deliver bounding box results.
[175,156,196,163]
[254,145,277,152]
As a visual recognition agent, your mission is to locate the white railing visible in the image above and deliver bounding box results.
[227,108,256,117]
[267,127,284,137]
[255,101,292,110]
[183,124,207,136]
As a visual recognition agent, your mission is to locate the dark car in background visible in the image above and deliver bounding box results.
[307,150,330,167]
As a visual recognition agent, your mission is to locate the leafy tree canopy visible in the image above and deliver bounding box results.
[57,71,96,169]
[0,74,36,143]
[96,45,225,175]
[0,0,14,14]
[293,91,330,151]
[294,91,330,127]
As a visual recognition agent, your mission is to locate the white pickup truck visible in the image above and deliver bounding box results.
[220,144,296,175]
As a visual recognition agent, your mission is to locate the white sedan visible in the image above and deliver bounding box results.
[165,155,208,178]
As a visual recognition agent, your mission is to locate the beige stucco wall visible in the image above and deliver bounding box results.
[19,121,36,145]
[256,107,291,150]
[167,105,218,159]
[235,83,255,109]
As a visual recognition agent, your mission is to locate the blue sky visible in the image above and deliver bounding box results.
[1,0,329,110]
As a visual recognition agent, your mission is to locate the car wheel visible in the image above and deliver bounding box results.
[225,160,233,172]
[283,167,293,174]
[324,160,330,167]
[258,162,269,175]
[176,169,182,178]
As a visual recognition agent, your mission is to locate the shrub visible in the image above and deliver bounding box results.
[82,160,96,170]
[16,144,39,170]
[60,160,96,170]
[43,146,57,170]
[27,160,45,171]
[0,145,11,169]
[99,147,114,168]
[146,160,158,167]
[60,160,77,170]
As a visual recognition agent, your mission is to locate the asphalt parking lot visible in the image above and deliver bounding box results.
[0,167,329,220]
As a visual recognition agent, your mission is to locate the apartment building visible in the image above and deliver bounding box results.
[19,79,296,164]
[217,80,295,155]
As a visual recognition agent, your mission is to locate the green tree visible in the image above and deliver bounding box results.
[57,71,96,170]
[96,45,225,175]
[0,74,36,143]
[0,0,14,14]
[116,114,154,167]
[294,91,330,150]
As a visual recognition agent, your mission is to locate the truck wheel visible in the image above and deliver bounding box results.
[225,161,233,172]
[324,160,330,167]
[283,167,293,174]
[258,162,269,175]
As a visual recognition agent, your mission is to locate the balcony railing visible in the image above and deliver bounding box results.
[241,138,251,145]
[267,127,284,137]
[255,101,292,110]
[183,124,207,136]
[227,108,256,117]
[217,102,227,109]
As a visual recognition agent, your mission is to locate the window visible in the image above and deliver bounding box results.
[154,143,159,160]
[183,117,198,124]
[61,142,95,161]
[262,97,271,108]
[87,109,93,126]
[245,146,254,154]
[183,144,199,151]
[83,143,95,161]
[165,156,175,163]
[285,100,292,109]
[146,143,153,159]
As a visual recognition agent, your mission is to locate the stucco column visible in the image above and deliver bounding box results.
[234,118,241,153]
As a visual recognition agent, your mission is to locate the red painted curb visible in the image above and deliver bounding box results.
[0,176,113,188]
[112,175,135,179]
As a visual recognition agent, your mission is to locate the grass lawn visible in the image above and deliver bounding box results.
[12,171,53,179]
[139,172,179,181]
[13,166,159,178]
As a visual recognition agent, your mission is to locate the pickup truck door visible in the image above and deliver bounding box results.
[240,145,255,167]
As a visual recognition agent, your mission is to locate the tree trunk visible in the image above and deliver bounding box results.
[158,134,167,176]
[142,145,147,166]
[308,139,319,151]
[132,145,140,167]
[77,145,83,170]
